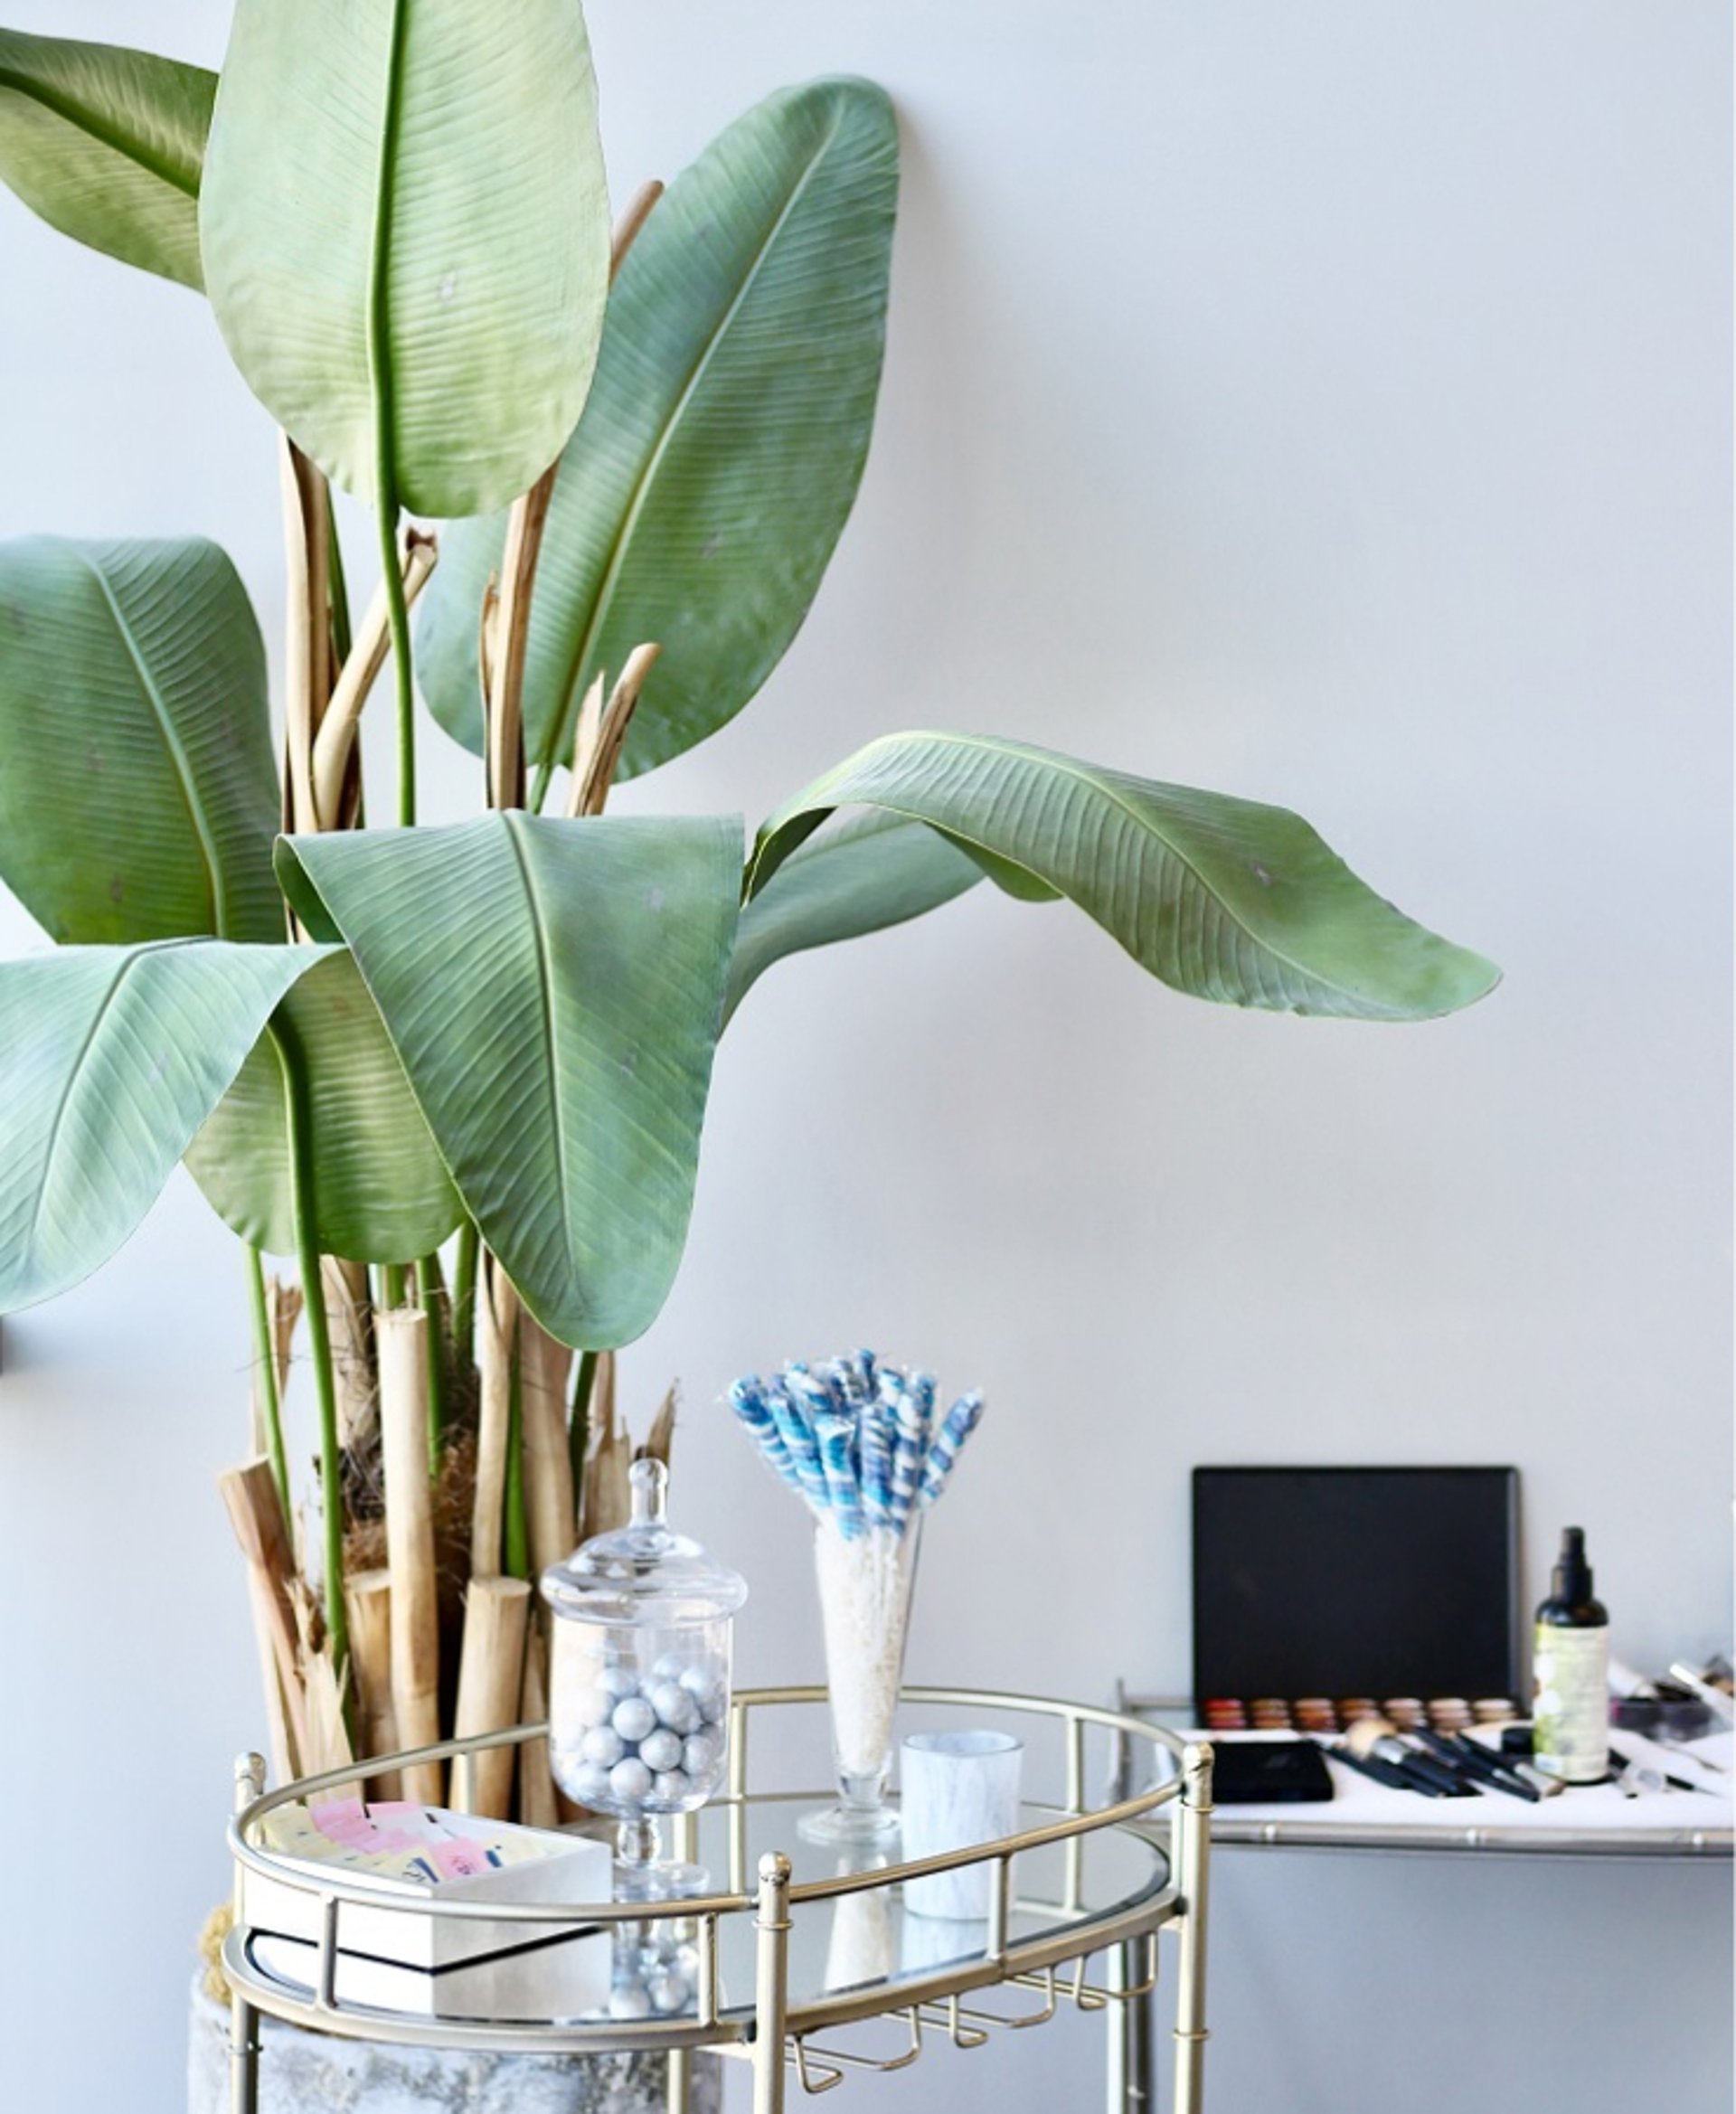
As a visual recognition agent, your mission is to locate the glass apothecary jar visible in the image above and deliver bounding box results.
[542,1458,747,1891]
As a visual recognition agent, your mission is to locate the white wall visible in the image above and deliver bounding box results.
[0,5,1728,2111]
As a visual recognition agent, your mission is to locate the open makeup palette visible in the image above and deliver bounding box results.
[1191,1466,1524,1736]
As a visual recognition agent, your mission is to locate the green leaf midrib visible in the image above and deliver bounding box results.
[0,64,200,198]
[72,545,228,934]
[818,730,1394,1015]
[501,815,571,1250]
[24,938,181,1247]
[537,99,849,796]
[364,0,412,514]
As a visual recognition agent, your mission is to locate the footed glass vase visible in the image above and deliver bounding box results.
[799,1516,921,1845]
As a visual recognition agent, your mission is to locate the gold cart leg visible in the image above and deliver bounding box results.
[229,1996,260,2114]
[231,1753,266,2114]
[752,1852,792,2114]
[1172,1741,1213,2114]
[665,2044,693,2114]
[1107,1938,1155,2112]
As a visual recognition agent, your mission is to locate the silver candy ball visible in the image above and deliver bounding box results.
[571,1683,613,1730]
[571,1762,611,1804]
[609,1756,654,1803]
[639,1729,683,1773]
[680,1666,726,1724]
[611,1695,657,1744]
[580,1725,624,1767]
[647,1682,691,1731]
[652,1769,690,1803]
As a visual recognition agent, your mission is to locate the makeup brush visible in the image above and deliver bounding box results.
[1411,1726,1541,1803]
[1492,1727,1573,1798]
[1343,1715,1478,1797]
[1328,1741,1449,1797]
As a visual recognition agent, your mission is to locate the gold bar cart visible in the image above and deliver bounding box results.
[223,1685,1213,2114]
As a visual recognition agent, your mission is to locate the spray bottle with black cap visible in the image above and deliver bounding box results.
[1533,1526,1609,1784]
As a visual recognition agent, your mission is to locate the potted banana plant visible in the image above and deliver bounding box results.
[0,0,1495,1881]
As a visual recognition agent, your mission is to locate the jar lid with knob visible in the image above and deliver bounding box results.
[542,1457,749,1628]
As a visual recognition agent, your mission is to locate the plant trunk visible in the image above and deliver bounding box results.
[377,1309,444,1804]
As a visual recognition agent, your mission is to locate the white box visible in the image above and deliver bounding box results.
[241,1810,612,2019]
[246,1925,610,2022]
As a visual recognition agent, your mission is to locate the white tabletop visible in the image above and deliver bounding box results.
[1174,1727,1733,1856]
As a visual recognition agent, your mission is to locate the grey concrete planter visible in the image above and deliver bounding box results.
[188,1983,722,2114]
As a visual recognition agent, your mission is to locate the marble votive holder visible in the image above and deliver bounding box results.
[900,1729,1024,1920]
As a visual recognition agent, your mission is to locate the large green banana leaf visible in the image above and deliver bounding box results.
[278,814,742,1347]
[725,810,982,1024]
[199,0,610,519]
[0,536,280,945]
[0,30,212,288]
[418,78,899,792]
[748,732,1501,1021]
[0,940,326,1313]
[184,949,462,1263]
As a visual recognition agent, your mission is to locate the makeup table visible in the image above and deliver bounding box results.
[1117,1703,1733,1858]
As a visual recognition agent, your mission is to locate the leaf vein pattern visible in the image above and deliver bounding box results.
[542,101,849,786]
[866,731,1384,1014]
[71,547,226,931]
[0,66,200,195]
[24,941,167,1246]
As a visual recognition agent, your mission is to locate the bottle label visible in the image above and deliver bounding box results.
[1533,1624,1609,1781]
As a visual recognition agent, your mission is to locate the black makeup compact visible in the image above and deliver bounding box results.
[1207,1739,1335,1804]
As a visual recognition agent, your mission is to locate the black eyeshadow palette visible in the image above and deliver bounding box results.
[1191,1466,1523,1726]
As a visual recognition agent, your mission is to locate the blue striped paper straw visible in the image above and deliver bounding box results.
[825,1353,894,1532]
[884,1370,929,1530]
[918,1390,985,1508]
[813,1410,863,1539]
[786,1362,839,1426]
[765,1378,830,1515]
[727,1377,806,1497]
[826,1352,873,1420]
[724,1350,982,1537]
[787,1364,859,1485]
[859,1400,896,1530]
